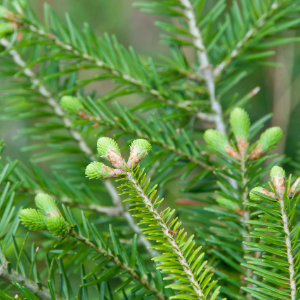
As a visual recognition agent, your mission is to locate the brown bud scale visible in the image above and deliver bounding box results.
[249,145,264,160]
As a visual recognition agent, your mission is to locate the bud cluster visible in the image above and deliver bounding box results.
[85,138,152,180]
[250,166,300,201]
[19,193,69,237]
[204,107,283,161]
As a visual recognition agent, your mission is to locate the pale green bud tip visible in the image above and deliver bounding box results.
[0,6,8,18]
[249,187,264,201]
[0,23,14,35]
[270,166,285,180]
[259,127,283,152]
[35,193,58,216]
[97,137,120,157]
[229,108,250,140]
[60,96,83,114]
[216,197,239,211]
[131,139,152,153]
[46,216,69,237]
[19,209,47,231]
[203,129,228,151]
[85,162,112,180]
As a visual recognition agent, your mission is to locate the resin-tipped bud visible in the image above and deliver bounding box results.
[230,108,250,156]
[97,137,126,169]
[249,186,276,201]
[250,127,283,160]
[270,166,286,197]
[204,129,239,159]
[216,197,242,215]
[127,139,152,169]
[288,178,300,198]
[46,215,69,237]
[60,96,83,114]
[0,23,14,36]
[19,209,47,231]
[35,193,61,217]
[85,161,123,180]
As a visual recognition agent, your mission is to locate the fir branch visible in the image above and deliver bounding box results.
[70,230,165,300]
[180,0,225,134]
[0,38,156,257]
[118,167,220,299]
[0,256,58,300]
[278,195,296,299]
[214,1,283,77]
[5,12,214,121]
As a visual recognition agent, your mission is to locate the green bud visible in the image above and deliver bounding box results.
[35,193,60,217]
[270,166,286,197]
[216,197,239,212]
[0,6,9,18]
[46,215,69,237]
[259,127,283,152]
[97,137,126,169]
[85,161,120,179]
[60,96,83,114]
[127,139,152,168]
[230,108,250,141]
[0,23,14,36]
[250,187,265,201]
[19,208,47,231]
[204,129,239,159]
[204,129,228,152]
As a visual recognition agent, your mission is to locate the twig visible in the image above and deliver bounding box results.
[72,230,165,300]
[0,38,156,257]
[126,171,206,300]
[180,0,226,134]
[0,256,60,300]
[278,196,296,299]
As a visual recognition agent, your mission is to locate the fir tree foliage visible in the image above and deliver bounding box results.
[0,0,299,299]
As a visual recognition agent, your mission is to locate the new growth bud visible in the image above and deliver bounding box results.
[97,137,126,169]
[19,209,47,231]
[60,96,83,114]
[0,23,14,37]
[249,186,276,201]
[35,193,60,217]
[0,6,9,18]
[20,193,69,237]
[85,161,123,180]
[288,178,300,198]
[204,129,239,159]
[250,127,283,160]
[230,108,250,157]
[46,216,69,237]
[216,197,242,215]
[270,166,286,197]
[127,139,152,169]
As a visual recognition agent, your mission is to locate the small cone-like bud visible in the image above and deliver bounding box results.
[97,137,126,169]
[216,197,242,215]
[46,215,69,237]
[249,186,276,201]
[250,127,283,160]
[19,209,47,231]
[270,166,286,197]
[204,129,239,159]
[230,108,250,156]
[127,139,152,169]
[35,193,61,217]
[60,96,83,114]
[288,178,300,198]
[0,23,14,36]
[85,161,122,179]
